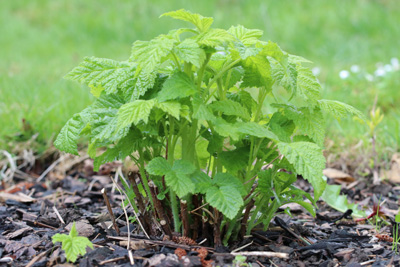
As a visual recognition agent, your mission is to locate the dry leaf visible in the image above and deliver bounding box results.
[382,153,400,183]
[323,168,355,184]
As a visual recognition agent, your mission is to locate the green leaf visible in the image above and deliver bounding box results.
[89,85,104,98]
[236,122,278,139]
[296,66,321,103]
[206,185,243,219]
[277,142,326,200]
[165,160,196,198]
[196,28,235,47]
[52,222,93,263]
[161,9,213,32]
[318,99,366,121]
[241,54,272,88]
[213,173,246,196]
[191,170,213,194]
[213,118,240,140]
[209,99,250,120]
[117,99,156,130]
[146,157,171,176]
[232,42,262,60]
[54,114,84,155]
[260,41,287,63]
[157,72,197,102]
[173,39,206,68]
[93,130,141,171]
[192,97,217,121]
[64,57,135,94]
[131,34,176,72]
[156,101,181,119]
[88,94,127,142]
[321,184,366,218]
[219,147,249,174]
[270,58,297,95]
[130,70,157,101]
[275,104,325,146]
[268,112,295,143]
[228,25,263,46]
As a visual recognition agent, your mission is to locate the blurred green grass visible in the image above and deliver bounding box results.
[1,0,399,155]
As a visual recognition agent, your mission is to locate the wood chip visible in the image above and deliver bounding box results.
[0,192,36,203]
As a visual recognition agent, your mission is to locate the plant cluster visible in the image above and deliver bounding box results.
[55,10,363,246]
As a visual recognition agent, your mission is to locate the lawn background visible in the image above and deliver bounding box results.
[1,0,399,157]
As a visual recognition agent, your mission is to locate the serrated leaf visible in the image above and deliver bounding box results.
[117,100,156,130]
[197,28,235,47]
[64,57,135,94]
[52,222,93,263]
[268,112,295,143]
[296,66,321,103]
[88,94,128,142]
[192,97,217,121]
[161,9,213,32]
[236,122,278,139]
[131,70,157,101]
[156,101,181,119]
[228,25,263,46]
[260,41,287,63]
[157,72,197,102]
[275,104,325,146]
[219,147,249,174]
[191,170,213,194]
[232,42,262,60]
[213,173,246,196]
[213,118,239,140]
[318,99,366,121]
[146,157,171,176]
[131,35,176,72]
[270,58,297,95]
[89,84,104,98]
[277,142,326,200]
[206,185,243,219]
[165,160,196,198]
[228,90,257,114]
[174,39,206,68]
[54,114,84,155]
[209,99,250,120]
[241,54,272,88]
[93,130,141,171]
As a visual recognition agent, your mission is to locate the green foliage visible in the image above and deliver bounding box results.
[52,222,94,263]
[55,9,363,246]
[321,184,366,218]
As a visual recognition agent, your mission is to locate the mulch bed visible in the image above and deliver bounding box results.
[1,155,400,267]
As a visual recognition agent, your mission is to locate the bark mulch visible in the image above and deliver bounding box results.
[1,155,400,267]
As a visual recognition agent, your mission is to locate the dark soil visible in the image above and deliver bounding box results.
[1,155,400,267]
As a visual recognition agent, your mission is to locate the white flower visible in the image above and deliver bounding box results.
[365,73,374,82]
[339,70,350,79]
[391,57,399,70]
[312,67,321,76]
[350,65,360,73]
[374,68,385,77]
[384,64,393,72]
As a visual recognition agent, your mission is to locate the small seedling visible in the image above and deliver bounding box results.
[392,212,400,253]
[52,222,94,263]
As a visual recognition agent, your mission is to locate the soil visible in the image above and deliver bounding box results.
[1,154,400,267]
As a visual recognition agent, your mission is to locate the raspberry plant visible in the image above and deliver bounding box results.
[55,10,364,246]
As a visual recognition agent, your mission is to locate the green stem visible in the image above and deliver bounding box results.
[137,150,154,208]
[207,59,241,92]
[166,118,181,232]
